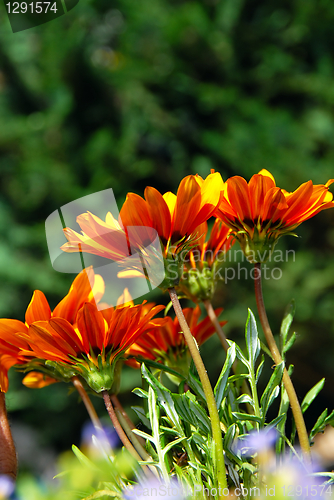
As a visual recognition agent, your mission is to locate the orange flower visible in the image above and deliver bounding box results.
[178,219,234,302]
[0,268,104,391]
[19,301,165,393]
[119,172,224,251]
[127,305,226,379]
[215,170,334,263]
[61,172,224,288]
[0,327,31,392]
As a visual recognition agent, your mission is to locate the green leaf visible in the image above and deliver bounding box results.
[255,355,265,384]
[301,378,325,413]
[132,429,156,444]
[173,393,212,435]
[310,409,328,441]
[260,362,284,418]
[131,406,151,429]
[231,412,262,424]
[226,339,249,368]
[71,445,101,472]
[267,413,286,428]
[141,364,182,429]
[214,343,236,408]
[228,374,249,383]
[187,370,206,401]
[282,332,297,356]
[132,388,148,399]
[224,424,242,466]
[162,437,186,456]
[191,432,210,454]
[245,309,260,366]
[235,394,254,407]
[259,340,273,359]
[324,409,334,426]
[137,358,184,380]
[280,300,295,349]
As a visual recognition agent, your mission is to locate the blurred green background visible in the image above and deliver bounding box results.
[0,0,334,481]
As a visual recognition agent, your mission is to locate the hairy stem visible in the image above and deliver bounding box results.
[168,288,227,495]
[102,390,152,476]
[113,406,152,462]
[72,377,103,432]
[110,394,145,447]
[253,263,311,459]
[203,300,230,354]
[0,393,17,479]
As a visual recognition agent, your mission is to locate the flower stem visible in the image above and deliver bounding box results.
[168,288,227,495]
[72,377,103,432]
[110,394,145,447]
[102,390,152,476]
[111,396,152,463]
[0,392,17,480]
[203,300,230,354]
[253,263,311,459]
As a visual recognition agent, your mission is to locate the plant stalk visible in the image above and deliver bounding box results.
[113,406,151,462]
[102,390,152,476]
[0,392,17,480]
[253,263,311,459]
[72,376,103,432]
[168,288,227,495]
[110,394,145,447]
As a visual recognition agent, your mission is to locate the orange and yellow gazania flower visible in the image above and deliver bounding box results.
[178,219,234,301]
[19,300,165,393]
[0,268,104,391]
[126,305,226,379]
[61,172,224,287]
[215,169,334,263]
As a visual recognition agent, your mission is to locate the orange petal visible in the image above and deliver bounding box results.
[257,169,276,185]
[0,354,20,392]
[144,187,172,244]
[120,193,152,228]
[25,291,52,325]
[173,176,202,240]
[0,319,28,339]
[53,268,96,323]
[226,176,252,222]
[22,372,59,389]
[163,192,177,224]
[249,173,277,220]
[76,303,107,351]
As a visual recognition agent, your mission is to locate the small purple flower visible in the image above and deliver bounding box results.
[274,455,330,500]
[123,478,189,500]
[81,420,120,455]
[0,475,15,498]
[237,427,278,456]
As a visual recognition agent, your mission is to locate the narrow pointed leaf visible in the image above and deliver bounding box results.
[245,309,260,366]
[214,343,236,408]
[260,362,284,417]
[301,378,325,413]
[280,300,295,349]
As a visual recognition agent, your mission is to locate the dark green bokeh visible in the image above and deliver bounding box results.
[0,0,333,470]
